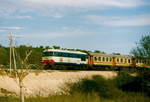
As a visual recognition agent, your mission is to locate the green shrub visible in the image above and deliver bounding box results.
[113,92,150,102]
[68,75,123,99]
[115,70,141,92]
[138,69,150,96]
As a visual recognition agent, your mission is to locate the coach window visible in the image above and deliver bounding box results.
[117,58,119,62]
[110,58,112,61]
[124,59,127,63]
[146,60,148,64]
[139,60,141,63]
[98,57,101,61]
[106,57,109,62]
[128,59,131,63]
[121,58,123,63]
[148,61,150,65]
[108,57,110,62]
[141,60,143,63]
[136,60,138,63]
[143,60,145,64]
[102,57,105,62]
[94,57,97,61]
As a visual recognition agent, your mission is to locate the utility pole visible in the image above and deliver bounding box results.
[12,40,17,70]
[8,32,17,72]
[8,32,13,72]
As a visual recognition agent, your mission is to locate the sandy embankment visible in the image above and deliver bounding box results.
[0,70,117,96]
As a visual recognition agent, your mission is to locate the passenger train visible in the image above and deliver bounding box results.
[42,49,150,70]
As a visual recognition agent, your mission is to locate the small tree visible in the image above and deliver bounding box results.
[131,35,150,58]
[131,35,150,96]
[18,51,32,102]
[52,45,61,49]
[94,50,105,54]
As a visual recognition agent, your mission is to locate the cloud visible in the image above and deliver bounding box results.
[0,30,5,32]
[49,12,64,18]
[0,0,149,17]
[21,27,92,38]
[4,15,32,19]
[15,16,32,19]
[0,27,24,31]
[24,0,147,8]
[85,14,150,26]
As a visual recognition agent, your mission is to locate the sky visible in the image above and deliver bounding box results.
[0,0,150,55]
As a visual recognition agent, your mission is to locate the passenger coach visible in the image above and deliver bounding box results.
[88,52,150,69]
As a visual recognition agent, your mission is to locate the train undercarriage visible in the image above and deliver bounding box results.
[42,63,149,71]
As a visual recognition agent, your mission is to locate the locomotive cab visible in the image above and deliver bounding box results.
[42,49,88,69]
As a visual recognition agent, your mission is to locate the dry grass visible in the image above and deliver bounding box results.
[0,70,116,96]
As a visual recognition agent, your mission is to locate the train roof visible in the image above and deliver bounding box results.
[89,52,132,58]
[44,49,87,55]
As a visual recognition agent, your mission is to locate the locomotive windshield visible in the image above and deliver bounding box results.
[43,52,53,56]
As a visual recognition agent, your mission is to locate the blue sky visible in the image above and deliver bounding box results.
[0,0,150,55]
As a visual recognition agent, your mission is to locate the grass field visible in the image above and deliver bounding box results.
[0,92,150,102]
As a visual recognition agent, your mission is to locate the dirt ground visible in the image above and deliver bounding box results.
[0,70,117,96]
